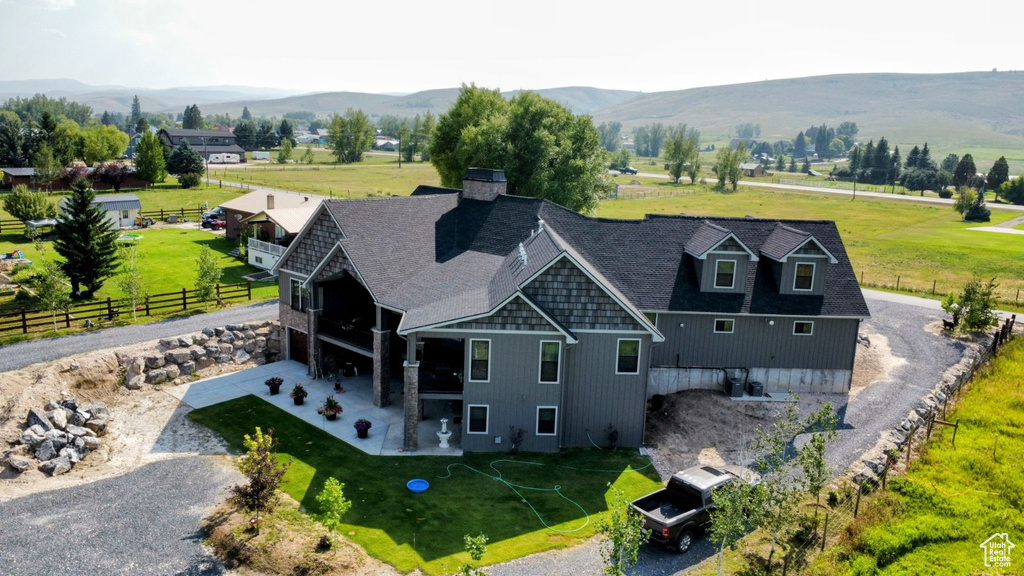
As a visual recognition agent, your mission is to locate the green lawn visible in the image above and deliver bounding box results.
[809,338,1024,575]
[189,396,662,575]
[597,184,1024,305]
[209,162,441,197]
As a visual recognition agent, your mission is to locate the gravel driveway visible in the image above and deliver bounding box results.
[0,457,238,576]
[0,301,278,373]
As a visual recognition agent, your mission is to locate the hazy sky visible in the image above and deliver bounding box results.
[3,0,1023,94]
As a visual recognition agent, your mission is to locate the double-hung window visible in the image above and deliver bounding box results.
[539,341,561,383]
[469,339,490,382]
[616,339,641,374]
[467,405,489,434]
[715,260,736,289]
[536,406,557,436]
[794,263,815,291]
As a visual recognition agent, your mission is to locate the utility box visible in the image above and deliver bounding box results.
[746,381,764,397]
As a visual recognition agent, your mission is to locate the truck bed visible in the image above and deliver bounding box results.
[632,490,700,524]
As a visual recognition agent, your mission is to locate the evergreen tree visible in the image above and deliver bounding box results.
[793,131,806,158]
[904,145,920,169]
[166,139,204,176]
[891,146,901,184]
[919,142,932,169]
[134,132,167,183]
[233,119,257,150]
[256,120,278,149]
[135,116,149,135]
[940,153,959,173]
[987,156,1010,191]
[241,106,252,121]
[788,156,797,172]
[130,95,143,127]
[0,112,26,167]
[419,112,436,161]
[954,154,977,188]
[278,119,295,146]
[101,110,113,126]
[848,147,861,172]
[776,154,786,171]
[182,104,203,129]
[53,178,120,297]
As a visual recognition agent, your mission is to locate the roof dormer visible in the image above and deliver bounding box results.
[761,224,837,295]
[685,221,758,294]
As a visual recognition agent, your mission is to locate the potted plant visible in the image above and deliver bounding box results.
[290,383,308,405]
[316,395,342,421]
[265,376,283,395]
[354,419,372,439]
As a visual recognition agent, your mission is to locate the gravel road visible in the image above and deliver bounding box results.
[0,457,238,576]
[0,301,278,372]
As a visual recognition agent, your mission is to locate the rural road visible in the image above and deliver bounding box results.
[0,300,278,372]
[0,457,238,576]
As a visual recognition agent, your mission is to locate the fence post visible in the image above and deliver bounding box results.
[216,283,221,300]
[932,280,936,295]
[854,488,862,518]
[64,310,70,329]
[145,296,150,317]
[21,308,27,334]
[821,511,829,552]
[106,297,112,320]
[896,275,901,291]
[160,208,165,221]
[247,280,252,300]
[182,288,188,311]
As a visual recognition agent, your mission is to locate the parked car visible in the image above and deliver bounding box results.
[619,166,638,175]
[630,464,759,553]
[202,217,226,230]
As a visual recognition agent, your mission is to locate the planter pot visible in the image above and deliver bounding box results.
[325,413,338,421]
[293,397,304,406]
[268,385,281,395]
[356,428,368,439]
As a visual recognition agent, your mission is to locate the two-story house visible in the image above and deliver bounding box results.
[273,169,868,453]
[157,128,247,163]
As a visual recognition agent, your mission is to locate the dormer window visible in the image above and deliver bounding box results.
[715,260,736,289]
[794,263,815,291]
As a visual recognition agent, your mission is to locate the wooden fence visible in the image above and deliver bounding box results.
[0,206,208,234]
[0,281,251,335]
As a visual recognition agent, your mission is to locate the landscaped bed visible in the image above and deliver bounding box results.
[189,395,662,575]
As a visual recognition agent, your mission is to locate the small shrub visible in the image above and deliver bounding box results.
[850,555,878,575]
[936,189,953,199]
[178,172,202,189]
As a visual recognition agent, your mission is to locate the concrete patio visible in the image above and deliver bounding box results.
[168,360,463,456]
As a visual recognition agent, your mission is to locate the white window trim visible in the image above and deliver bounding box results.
[793,321,814,336]
[290,278,305,310]
[713,318,735,334]
[714,259,737,289]
[467,404,489,435]
[538,340,561,384]
[536,405,558,436]
[793,262,816,292]
[615,338,642,375]
[468,338,491,383]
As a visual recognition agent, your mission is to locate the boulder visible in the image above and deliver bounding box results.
[202,327,216,337]
[40,455,72,476]
[231,331,245,342]
[214,327,225,336]
[82,436,101,451]
[70,409,90,427]
[59,446,81,464]
[165,350,192,365]
[164,364,181,380]
[196,357,215,370]
[19,428,44,448]
[47,409,68,430]
[194,333,210,345]
[217,354,232,364]
[225,323,242,332]
[159,337,178,349]
[255,337,267,348]
[204,345,220,358]
[124,373,144,390]
[66,425,90,437]
[232,341,243,351]
[189,347,204,360]
[44,430,69,450]
[234,350,251,364]
[82,403,109,418]
[177,336,193,347]
[6,456,30,473]
[243,330,256,340]
[218,343,233,355]
[127,357,146,376]
[146,369,167,384]
[179,361,196,376]
[46,400,62,411]
[26,408,54,432]
[145,355,166,369]
[219,332,235,344]
[84,417,108,437]
[60,396,78,412]
[35,439,57,461]
[243,341,256,354]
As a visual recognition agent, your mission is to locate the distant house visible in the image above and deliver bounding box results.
[59,194,141,229]
[0,167,148,191]
[242,204,321,271]
[374,135,399,151]
[272,168,869,453]
[740,163,768,177]
[217,189,323,240]
[157,129,247,163]
[316,129,330,145]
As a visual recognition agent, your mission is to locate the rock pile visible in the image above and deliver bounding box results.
[5,397,109,476]
[122,321,280,388]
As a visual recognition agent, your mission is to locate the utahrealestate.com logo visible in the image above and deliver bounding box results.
[980,533,1015,569]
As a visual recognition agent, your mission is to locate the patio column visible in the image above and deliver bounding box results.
[372,329,391,407]
[306,308,321,378]
[403,361,419,451]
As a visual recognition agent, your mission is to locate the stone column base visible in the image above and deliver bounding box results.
[372,329,391,407]
[403,362,420,451]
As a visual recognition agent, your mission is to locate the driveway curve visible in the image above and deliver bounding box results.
[0,301,278,373]
[0,457,237,576]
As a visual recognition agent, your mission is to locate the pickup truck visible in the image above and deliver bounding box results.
[631,464,758,553]
[618,166,638,175]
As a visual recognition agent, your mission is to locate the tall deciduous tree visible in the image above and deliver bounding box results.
[328,108,375,163]
[32,143,62,192]
[133,132,167,183]
[663,126,700,183]
[598,121,622,152]
[94,161,134,193]
[0,111,27,167]
[428,85,610,213]
[713,143,746,190]
[53,178,120,297]
[182,104,203,129]
[81,125,129,165]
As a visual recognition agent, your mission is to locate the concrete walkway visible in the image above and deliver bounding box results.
[169,360,463,456]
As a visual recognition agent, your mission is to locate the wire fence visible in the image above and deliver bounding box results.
[857,271,1024,309]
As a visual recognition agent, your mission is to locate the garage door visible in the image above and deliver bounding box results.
[289,329,308,364]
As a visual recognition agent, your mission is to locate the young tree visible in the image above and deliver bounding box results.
[987,156,1010,193]
[52,178,120,297]
[776,154,786,171]
[2,184,57,221]
[796,403,838,518]
[418,112,435,161]
[788,156,797,172]
[953,187,977,219]
[33,258,73,332]
[942,275,999,333]
[232,427,288,535]
[455,534,488,576]
[32,143,62,192]
[133,131,167,183]
[116,244,145,321]
[182,104,203,129]
[713,143,745,190]
[708,481,758,576]
[276,139,293,164]
[597,490,648,576]
[194,245,222,304]
[314,477,352,532]
[328,108,375,163]
[301,145,315,164]
[750,403,802,565]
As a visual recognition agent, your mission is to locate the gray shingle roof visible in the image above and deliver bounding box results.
[2,167,35,177]
[685,221,731,258]
[162,129,235,138]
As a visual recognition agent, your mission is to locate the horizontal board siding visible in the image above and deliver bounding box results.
[651,313,858,371]
[561,333,649,449]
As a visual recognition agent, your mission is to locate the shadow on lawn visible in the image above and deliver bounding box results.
[189,395,661,564]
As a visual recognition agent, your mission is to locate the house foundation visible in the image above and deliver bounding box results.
[647,367,852,397]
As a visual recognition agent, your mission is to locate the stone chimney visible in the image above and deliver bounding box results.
[462,168,507,201]
[267,194,275,210]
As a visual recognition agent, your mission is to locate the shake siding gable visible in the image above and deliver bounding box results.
[279,211,343,276]
[523,259,642,331]
[445,298,559,332]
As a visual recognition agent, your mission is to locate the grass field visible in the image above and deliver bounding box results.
[806,338,1024,575]
[209,161,440,197]
[597,183,1024,305]
[189,396,661,575]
